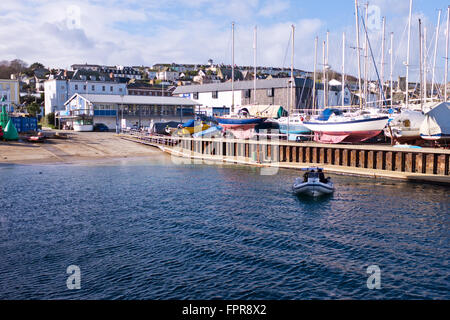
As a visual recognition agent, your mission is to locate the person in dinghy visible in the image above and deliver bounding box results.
[293,167,335,197]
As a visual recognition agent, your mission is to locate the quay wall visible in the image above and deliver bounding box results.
[120,133,450,184]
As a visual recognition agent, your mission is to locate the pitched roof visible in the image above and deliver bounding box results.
[65,93,199,106]
[71,69,113,82]
[173,77,314,94]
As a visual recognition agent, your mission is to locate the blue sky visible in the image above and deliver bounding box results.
[0,0,448,82]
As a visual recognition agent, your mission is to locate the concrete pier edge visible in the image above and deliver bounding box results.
[119,134,450,186]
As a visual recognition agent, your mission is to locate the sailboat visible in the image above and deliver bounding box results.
[303,4,389,144]
[274,25,312,138]
[420,101,450,141]
[215,23,267,138]
[277,113,310,135]
[384,109,425,143]
[303,108,389,143]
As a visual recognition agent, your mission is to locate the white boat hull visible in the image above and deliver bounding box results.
[419,102,450,141]
[303,116,389,143]
[384,110,425,142]
[303,116,389,133]
[277,116,310,134]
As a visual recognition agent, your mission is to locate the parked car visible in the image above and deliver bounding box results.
[93,123,109,132]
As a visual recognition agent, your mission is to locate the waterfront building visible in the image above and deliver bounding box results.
[127,82,172,97]
[173,78,353,116]
[44,69,127,115]
[0,79,20,112]
[62,93,199,129]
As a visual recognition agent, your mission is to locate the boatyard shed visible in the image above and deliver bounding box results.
[173,77,353,116]
[62,93,200,130]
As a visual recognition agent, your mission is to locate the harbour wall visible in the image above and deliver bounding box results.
[120,133,450,185]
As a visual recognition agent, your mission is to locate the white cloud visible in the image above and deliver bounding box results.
[0,0,446,85]
[258,0,290,17]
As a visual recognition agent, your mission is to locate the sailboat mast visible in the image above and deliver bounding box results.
[431,10,441,101]
[313,36,318,111]
[291,24,295,113]
[326,30,329,108]
[322,40,326,108]
[355,0,363,109]
[424,26,427,102]
[342,32,346,107]
[406,0,413,106]
[381,17,386,107]
[419,19,423,109]
[445,6,449,101]
[364,3,369,108]
[253,25,257,105]
[390,32,394,108]
[232,22,235,113]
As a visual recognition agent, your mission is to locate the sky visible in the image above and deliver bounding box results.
[0,0,449,83]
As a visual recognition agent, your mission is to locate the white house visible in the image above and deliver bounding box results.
[157,70,179,82]
[44,70,127,115]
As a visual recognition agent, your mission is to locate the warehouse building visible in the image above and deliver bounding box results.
[61,93,199,131]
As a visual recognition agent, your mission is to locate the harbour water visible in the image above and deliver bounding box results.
[0,153,448,299]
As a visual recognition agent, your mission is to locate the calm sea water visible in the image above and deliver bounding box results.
[0,153,448,300]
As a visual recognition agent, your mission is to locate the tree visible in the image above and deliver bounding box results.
[45,112,58,127]
[9,59,28,73]
[27,102,41,117]
[29,62,45,70]
[0,59,28,79]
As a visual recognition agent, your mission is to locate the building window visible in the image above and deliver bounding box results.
[75,84,78,90]
[102,86,105,91]
[193,92,198,99]
[91,85,95,91]
[267,88,274,97]
[212,91,218,99]
[244,89,251,98]
[110,86,113,92]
